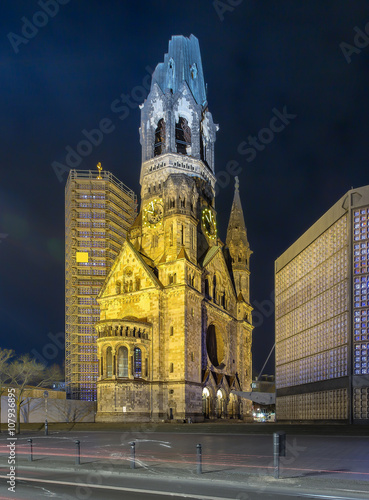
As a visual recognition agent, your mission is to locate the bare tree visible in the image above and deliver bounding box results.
[5,355,63,434]
[52,399,95,423]
[0,348,15,432]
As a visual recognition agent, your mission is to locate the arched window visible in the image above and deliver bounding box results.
[213,275,217,303]
[202,387,210,418]
[204,278,209,297]
[222,292,226,309]
[190,63,197,79]
[216,389,224,418]
[175,117,191,155]
[154,118,165,156]
[106,347,113,378]
[168,57,175,89]
[206,324,225,369]
[115,282,121,294]
[117,346,128,378]
[133,347,142,377]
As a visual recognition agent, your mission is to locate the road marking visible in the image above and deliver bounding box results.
[0,476,365,500]
[339,490,369,495]
[297,495,361,500]
[0,476,238,500]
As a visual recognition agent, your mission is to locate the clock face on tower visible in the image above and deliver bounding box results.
[143,198,164,227]
[202,208,217,240]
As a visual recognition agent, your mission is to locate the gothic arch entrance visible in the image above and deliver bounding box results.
[202,387,210,418]
[228,392,239,419]
[216,389,225,418]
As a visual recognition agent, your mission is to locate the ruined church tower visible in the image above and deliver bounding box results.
[95,35,253,422]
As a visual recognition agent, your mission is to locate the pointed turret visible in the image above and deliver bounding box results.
[226,177,252,303]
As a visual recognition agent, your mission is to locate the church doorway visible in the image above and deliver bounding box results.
[228,392,239,419]
[202,387,210,418]
[216,389,225,418]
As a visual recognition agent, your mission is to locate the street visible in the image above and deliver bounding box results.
[1,471,367,500]
[1,430,369,499]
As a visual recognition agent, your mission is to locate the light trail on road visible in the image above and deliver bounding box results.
[1,448,369,479]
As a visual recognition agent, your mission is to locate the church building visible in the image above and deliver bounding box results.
[95,35,253,422]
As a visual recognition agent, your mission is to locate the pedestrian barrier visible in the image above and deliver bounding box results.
[197,443,202,474]
[27,439,33,462]
[273,431,286,479]
[1,434,297,479]
[75,440,81,465]
[130,441,135,469]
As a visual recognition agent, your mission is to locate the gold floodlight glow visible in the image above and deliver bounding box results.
[97,162,102,179]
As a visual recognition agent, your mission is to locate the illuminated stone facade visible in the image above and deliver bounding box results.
[95,35,253,422]
[275,186,369,423]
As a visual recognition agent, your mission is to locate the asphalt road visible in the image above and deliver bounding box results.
[1,431,369,499]
[2,431,369,480]
[0,470,365,500]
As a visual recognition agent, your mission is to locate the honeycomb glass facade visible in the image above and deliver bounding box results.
[65,169,136,400]
[353,207,369,419]
[276,187,369,423]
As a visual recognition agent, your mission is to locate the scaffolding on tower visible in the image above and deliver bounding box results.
[65,168,137,400]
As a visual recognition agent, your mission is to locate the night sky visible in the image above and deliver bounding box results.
[2,0,369,376]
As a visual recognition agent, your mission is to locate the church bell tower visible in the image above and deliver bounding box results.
[95,35,253,423]
[130,34,219,265]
